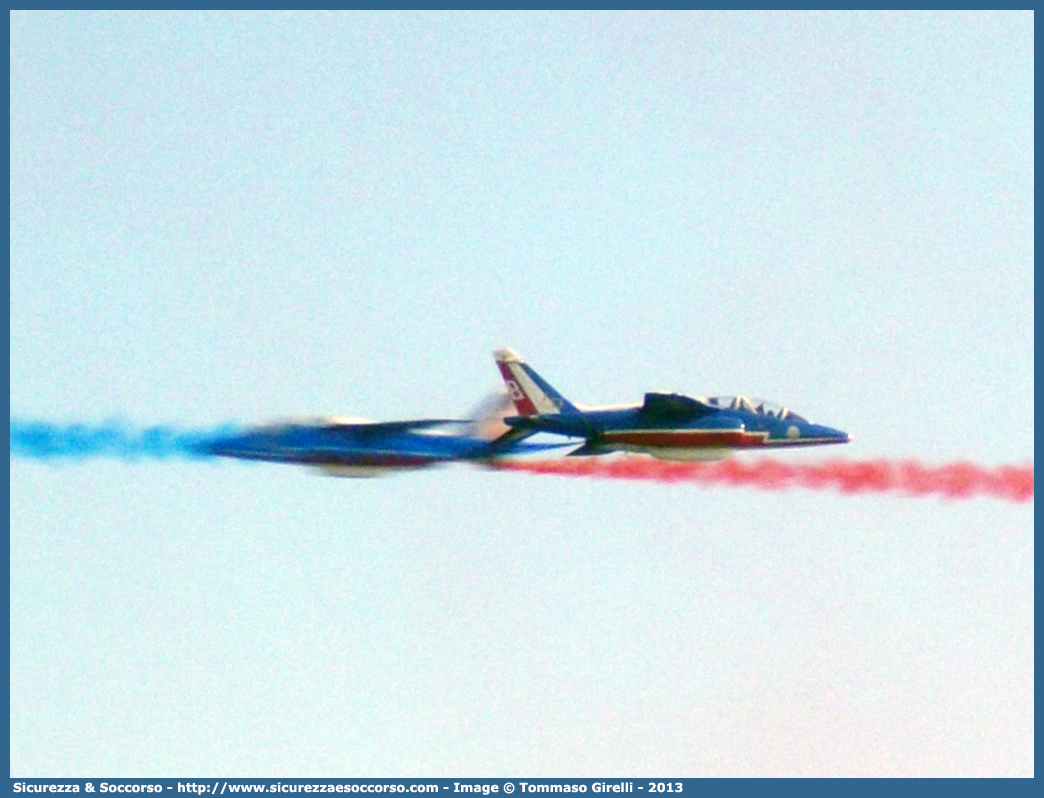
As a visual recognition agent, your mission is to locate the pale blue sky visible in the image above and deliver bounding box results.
[10,11,1033,776]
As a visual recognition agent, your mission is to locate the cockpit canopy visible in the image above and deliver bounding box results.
[702,395,808,423]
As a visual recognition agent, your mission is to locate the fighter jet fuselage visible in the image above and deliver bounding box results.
[494,349,850,462]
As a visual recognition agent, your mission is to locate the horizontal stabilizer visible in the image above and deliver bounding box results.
[488,427,538,449]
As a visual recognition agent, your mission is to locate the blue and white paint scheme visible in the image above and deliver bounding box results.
[494,348,850,462]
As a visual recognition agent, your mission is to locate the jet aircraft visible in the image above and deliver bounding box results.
[201,394,566,477]
[493,348,850,461]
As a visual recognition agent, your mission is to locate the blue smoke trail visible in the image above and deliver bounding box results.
[10,420,242,461]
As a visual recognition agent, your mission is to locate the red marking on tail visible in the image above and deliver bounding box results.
[496,361,539,416]
[490,456,1034,502]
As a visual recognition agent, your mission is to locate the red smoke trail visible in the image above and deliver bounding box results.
[491,456,1034,502]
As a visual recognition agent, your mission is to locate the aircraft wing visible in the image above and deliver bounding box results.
[565,441,613,457]
[325,418,463,438]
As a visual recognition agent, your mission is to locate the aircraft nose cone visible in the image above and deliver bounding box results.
[812,425,850,444]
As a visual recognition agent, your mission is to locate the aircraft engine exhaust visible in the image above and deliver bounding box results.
[490,456,1034,502]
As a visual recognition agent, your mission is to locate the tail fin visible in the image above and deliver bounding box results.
[493,348,578,417]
